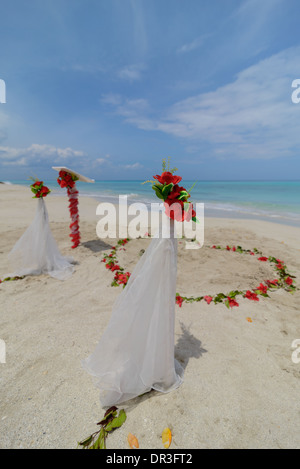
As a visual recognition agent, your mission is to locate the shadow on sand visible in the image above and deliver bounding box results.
[81,239,113,253]
[119,321,207,412]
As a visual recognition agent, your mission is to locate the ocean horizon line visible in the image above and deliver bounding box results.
[3,178,300,183]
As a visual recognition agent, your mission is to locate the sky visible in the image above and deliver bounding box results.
[0,0,300,181]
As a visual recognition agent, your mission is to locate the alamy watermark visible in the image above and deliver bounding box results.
[0,78,6,103]
[291,339,300,364]
[0,339,6,363]
[96,196,204,248]
[291,79,300,104]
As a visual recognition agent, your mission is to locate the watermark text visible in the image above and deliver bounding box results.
[96,196,204,248]
[291,339,300,364]
[291,79,300,104]
[0,339,6,363]
[0,79,6,103]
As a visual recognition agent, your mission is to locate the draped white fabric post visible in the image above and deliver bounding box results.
[8,198,74,280]
[82,214,183,407]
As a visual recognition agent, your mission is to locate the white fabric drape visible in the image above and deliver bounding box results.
[8,198,74,280]
[82,215,183,407]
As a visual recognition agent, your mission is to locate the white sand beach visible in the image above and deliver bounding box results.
[0,183,299,449]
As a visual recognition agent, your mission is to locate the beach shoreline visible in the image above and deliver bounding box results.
[3,180,300,229]
[0,183,299,449]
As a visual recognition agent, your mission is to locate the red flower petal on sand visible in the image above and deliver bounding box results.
[285,277,293,285]
[258,257,268,261]
[176,295,183,307]
[245,290,259,301]
[256,283,268,294]
[265,279,279,286]
[228,297,239,307]
[204,296,213,304]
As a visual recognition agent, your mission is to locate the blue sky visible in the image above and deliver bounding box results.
[0,0,300,181]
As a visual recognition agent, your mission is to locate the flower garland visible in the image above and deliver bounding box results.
[0,275,25,285]
[30,180,51,198]
[102,239,297,308]
[57,170,80,249]
[101,238,131,287]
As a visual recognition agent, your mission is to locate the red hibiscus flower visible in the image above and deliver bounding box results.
[226,246,231,251]
[227,297,239,308]
[258,257,268,262]
[164,199,183,221]
[176,295,183,307]
[153,171,182,185]
[115,271,131,285]
[256,283,268,294]
[111,264,120,272]
[204,296,213,304]
[57,170,76,189]
[166,185,187,201]
[265,279,279,286]
[164,199,194,222]
[285,277,293,286]
[245,290,259,301]
[250,252,255,256]
[40,186,50,197]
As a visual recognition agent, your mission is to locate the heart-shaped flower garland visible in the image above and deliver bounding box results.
[102,238,297,309]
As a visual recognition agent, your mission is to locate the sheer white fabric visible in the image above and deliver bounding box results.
[82,215,183,407]
[8,198,74,280]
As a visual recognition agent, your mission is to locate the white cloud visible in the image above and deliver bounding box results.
[103,46,300,160]
[101,94,150,127]
[95,154,111,165]
[123,162,143,170]
[177,34,210,54]
[0,143,87,166]
[118,64,145,82]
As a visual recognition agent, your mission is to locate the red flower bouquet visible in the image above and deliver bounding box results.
[30,180,51,198]
[57,170,78,189]
[149,160,198,223]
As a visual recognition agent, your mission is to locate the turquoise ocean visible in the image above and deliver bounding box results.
[4,180,300,227]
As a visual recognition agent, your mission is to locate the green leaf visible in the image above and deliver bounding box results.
[161,183,173,200]
[78,435,93,448]
[225,299,230,309]
[99,428,106,449]
[152,185,164,200]
[97,406,118,426]
[91,428,106,449]
[105,409,127,432]
[178,190,189,201]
